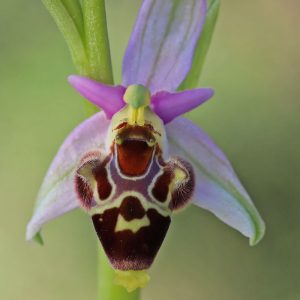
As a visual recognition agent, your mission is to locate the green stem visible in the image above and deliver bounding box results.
[98,248,141,300]
[82,0,114,84]
[81,0,114,115]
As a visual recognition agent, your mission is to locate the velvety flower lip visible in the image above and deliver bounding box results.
[27,0,265,247]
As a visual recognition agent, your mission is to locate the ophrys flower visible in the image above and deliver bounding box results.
[27,0,265,292]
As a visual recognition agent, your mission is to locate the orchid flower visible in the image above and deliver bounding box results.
[27,0,265,292]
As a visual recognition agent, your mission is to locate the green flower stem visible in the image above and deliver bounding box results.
[81,0,114,116]
[98,247,141,300]
[82,0,114,84]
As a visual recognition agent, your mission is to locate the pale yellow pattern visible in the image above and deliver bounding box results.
[89,190,171,217]
[115,214,150,233]
[114,270,150,292]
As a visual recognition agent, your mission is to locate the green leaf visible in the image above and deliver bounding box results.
[42,0,114,115]
[61,0,84,38]
[180,0,220,90]
[42,0,89,75]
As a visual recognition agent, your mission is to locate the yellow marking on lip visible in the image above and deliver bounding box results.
[114,270,150,292]
[115,214,150,233]
[89,191,171,217]
[174,167,187,182]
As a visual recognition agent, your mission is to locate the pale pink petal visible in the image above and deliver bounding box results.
[166,117,265,245]
[26,112,110,241]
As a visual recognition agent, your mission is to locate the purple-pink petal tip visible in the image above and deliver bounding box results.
[151,88,214,124]
[68,75,126,119]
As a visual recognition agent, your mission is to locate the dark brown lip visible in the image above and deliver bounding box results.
[92,207,171,271]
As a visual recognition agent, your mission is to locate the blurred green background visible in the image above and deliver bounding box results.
[1,0,300,299]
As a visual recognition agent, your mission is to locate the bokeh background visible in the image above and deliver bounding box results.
[1,0,300,299]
